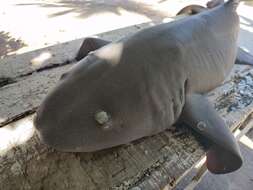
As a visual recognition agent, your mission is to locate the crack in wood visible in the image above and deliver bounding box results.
[0,58,75,89]
[0,108,37,128]
[0,77,16,88]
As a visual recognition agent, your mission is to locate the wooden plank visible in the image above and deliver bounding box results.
[0,41,79,79]
[0,22,151,81]
[1,65,253,190]
[0,114,205,190]
[0,63,73,126]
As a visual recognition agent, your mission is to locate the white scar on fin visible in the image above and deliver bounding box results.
[95,43,123,66]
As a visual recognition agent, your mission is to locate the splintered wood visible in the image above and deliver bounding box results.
[0,21,253,190]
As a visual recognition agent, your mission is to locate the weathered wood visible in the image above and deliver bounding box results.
[0,114,205,190]
[0,41,78,79]
[0,23,150,81]
[0,64,73,126]
[1,64,253,190]
[1,18,253,190]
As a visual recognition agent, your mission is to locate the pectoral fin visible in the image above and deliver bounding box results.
[76,37,111,61]
[180,94,242,174]
[235,47,253,66]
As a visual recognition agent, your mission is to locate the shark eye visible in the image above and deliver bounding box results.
[94,110,112,130]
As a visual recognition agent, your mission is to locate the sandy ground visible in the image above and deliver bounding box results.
[1,0,253,189]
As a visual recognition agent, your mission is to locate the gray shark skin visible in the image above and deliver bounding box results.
[177,0,253,66]
[34,0,242,174]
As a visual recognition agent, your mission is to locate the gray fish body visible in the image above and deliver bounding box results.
[35,2,239,154]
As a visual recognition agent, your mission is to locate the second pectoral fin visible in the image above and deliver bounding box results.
[179,93,242,174]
